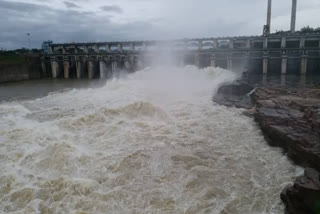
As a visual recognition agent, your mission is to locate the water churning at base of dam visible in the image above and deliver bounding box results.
[0,66,298,214]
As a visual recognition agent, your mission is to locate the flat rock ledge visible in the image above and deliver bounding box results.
[214,83,320,214]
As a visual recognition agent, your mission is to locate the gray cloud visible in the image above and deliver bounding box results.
[0,0,319,50]
[100,5,123,13]
[64,1,81,9]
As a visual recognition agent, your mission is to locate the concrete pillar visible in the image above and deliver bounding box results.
[88,61,95,79]
[229,40,234,49]
[106,44,111,53]
[84,46,88,54]
[281,37,286,48]
[263,38,268,49]
[246,40,251,49]
[99,60,107,79]
[111,60,118,73]
[118,44,123,53]
[300,56,308,75]
[263,57,268,75]
[291,0,297,33]
[63,59,70,79]
[50,58,60,78]
[212,40,217,49]
[74,46,78,54]
[49,46,53,54]
[62,47,66,54]
[94,45,99,53]
[300,37,305,48]
[131,44,135,52]
[124,59,130,70]
[281,54,287,75]
[76,59,84,79]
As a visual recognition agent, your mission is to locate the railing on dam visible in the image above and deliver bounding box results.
[42,33,320,79]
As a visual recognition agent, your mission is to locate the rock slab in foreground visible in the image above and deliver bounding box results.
[281,168,320,214]
[214,84,320,214]
[252,87,320,214]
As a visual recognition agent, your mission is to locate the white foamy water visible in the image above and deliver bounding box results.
[0,66,296,214]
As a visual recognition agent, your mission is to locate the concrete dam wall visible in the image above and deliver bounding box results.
[0,57,49,83]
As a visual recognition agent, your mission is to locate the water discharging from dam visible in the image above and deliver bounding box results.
[0,66,298,214]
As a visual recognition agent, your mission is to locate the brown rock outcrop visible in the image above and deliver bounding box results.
[214,84,320,214]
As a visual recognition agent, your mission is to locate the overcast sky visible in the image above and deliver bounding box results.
[0,0,319,49]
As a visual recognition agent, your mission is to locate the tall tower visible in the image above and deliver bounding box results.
[291,0,297,33]
[263,0,272,36]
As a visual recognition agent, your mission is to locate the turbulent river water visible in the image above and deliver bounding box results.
[0,66,299,214]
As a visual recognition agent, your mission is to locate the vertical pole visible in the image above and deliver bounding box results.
[291,0,297,33]
[266,0,272,34]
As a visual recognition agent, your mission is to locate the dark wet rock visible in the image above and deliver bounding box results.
[251,87,320,214]
[281,168,320,214]
[215,83,320,214]
[213,82,254,109]
[252,87,320,169]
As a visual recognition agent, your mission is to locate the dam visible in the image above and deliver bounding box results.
[42,33,320,79]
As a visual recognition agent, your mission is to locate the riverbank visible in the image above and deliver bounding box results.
[213,79,320,214]
[0,55,47,83]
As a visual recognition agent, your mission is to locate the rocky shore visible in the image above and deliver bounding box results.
[214,80,320,214]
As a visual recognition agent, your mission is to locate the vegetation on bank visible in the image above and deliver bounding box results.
[274,26,320,35]
[0,48,41,65]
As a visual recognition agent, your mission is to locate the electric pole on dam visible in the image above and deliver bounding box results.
[263,0,272,36]
[291,0,297,33]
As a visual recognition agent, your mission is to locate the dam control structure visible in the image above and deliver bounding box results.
[42,33,320,79]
